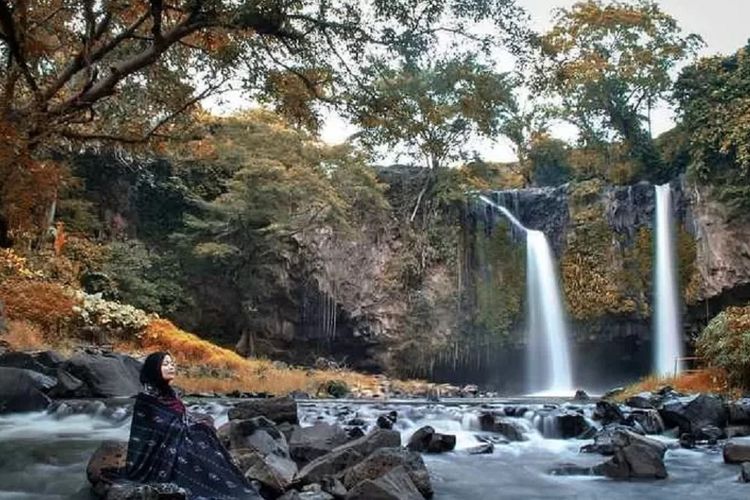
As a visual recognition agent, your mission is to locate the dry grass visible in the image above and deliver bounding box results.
[114,319,392,396]
[616,368,740,402]
[3,320,47,351]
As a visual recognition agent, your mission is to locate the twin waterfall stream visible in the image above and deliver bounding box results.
[479,183,683,394]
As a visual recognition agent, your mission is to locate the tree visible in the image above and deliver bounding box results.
[499,98,550,185]
[674,42,750,214]
[350,54,516,220]
[535,0,702,172]
[0,0,524,242]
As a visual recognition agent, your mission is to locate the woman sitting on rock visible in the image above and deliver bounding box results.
[119,351,259,499]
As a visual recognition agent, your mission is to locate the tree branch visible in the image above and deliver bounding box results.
[0,1,41,99]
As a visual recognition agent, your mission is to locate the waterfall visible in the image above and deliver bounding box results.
[525,230,573,394]
[654,183,684,376]
[477,195,574,395]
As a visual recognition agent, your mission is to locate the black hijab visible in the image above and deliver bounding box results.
[140,351,173,394]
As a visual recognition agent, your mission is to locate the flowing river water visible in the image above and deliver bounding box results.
[0,398,747,499]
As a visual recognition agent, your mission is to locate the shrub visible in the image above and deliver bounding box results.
[0,279,77,335]
[72,291,151,341]
[696,305,750,388]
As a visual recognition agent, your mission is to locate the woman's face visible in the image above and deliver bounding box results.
[160,355,177,383]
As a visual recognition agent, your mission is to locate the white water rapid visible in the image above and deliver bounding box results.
[478,195,574,395]
[654,183,684,376]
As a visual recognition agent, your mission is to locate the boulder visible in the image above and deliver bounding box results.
[335,428,402,458]
[538,410,592,439]
[295,448,363,485]
[228,397,299,425]
[48,366,88,398]
[345,466,424,500]
[240,451,298,494]
[465,443,494,455]
[601,387,625,400]
[723,438,750,464]
[593,400,625,426]
[659,394,727,436]
[727,425,750,439]
[728,399,750,425]
[62,352,142,397]
[376,411,398,430]
[580,425,642,456]
[592,429,668,479]
[0,367,52,414]
[573,390,590,402]
[625,392,658,409]
[740,463,750,483]
[0,351,56,376]
[406,426,456,453]
[341,448,431,498]
[625,409,664,435]
[478,413,527,441]
[289,423,349,463]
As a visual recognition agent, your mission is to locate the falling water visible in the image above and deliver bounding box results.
[478,195,573,394]
[654,183,684,376]
[526,230,573,394]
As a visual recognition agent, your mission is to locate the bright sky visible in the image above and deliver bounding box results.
[208,1,750,163]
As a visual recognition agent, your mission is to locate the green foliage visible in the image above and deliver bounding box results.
[536,0,703,170]
[351,55,516,169]
[102,241,190,316]
[471,221,524,340]
[696,305,750,388]
[674,42,750,216]
[528,135,572,186]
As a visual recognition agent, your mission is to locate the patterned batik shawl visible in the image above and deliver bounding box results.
[125,392,260,500]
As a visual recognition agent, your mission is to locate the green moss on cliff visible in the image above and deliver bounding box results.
[562,182,638,320]
[472,221,524,341]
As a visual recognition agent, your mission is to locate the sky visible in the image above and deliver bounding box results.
[207,1,750,163]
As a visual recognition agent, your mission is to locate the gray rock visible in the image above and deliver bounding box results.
[228,397,298,424]
[593,400,625,425]
[0,367,52,414]
[580,425,642,456]
[295,448,363,485]
[62,352,141,397]
[341,448,431,498]
[465,443,494,455]
[345,466,423,500]
[724,439,750,464]
[478,413,527,441]
[0,351,56,376]
[728,399,750,425]
[592,429,667,479]
[740,463,750,483]
[235,429,290,459]
[335,428,401,457]
[601,387,625,400]
[290,423,349,463]
[279,489,335,500]
[626,409,664,435]
[660,394,727,436]
[241,451,298,494]
[406,426,456,453]
[727,425,750,439]
[626,392,657,409]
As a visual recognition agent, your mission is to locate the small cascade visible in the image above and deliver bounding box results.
[654,183,684,376]
[477,195,574,395]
